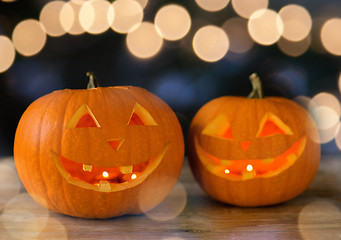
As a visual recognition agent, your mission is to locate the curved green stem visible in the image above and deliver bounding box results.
[248,73,263,99]
[86,72,100,89]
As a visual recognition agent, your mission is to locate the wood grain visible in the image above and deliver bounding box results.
[0,155,340,240]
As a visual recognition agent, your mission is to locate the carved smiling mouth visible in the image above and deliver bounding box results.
[51,143,169,192]
[194,137,307,180]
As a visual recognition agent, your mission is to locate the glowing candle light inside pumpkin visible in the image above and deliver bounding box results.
[102,171,109,178]
[224,169,230,174]
[246,164,253,172]
[131,174,137,180]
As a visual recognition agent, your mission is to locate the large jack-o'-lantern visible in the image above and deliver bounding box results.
[14,73,184,218]
[188,74,320,207]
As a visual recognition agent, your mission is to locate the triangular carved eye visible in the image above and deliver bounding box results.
[256,112,293,138]
[202,114,233,140]
[127,102,157,126]
[66,104,100,129]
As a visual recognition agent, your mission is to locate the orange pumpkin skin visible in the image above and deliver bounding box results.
[188,96,320,207]
[14,86,184,218]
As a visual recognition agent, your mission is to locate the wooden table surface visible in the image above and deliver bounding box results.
[0,155,340,240]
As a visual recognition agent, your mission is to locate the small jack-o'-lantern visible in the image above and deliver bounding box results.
[14,73,184,218]
[188,74,320,207]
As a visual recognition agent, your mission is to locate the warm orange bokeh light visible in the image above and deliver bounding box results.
[193,25,229,62]
[12,19,47,57]
[155,4,191,41]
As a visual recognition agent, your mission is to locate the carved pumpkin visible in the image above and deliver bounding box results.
[188,74,320,206]
[14,73,184,218]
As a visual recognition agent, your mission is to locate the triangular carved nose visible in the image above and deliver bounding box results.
[240,141,251,152]
[107,138,125,151]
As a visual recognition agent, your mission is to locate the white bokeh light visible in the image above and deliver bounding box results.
[231,0,268,19]
[79,0,112,34]
[308,92,341,144]
[195,0,230,12]
[141,181,187,222]
[279,4,312,42]
[1,193,49,239]
[321,18,341,56]
[40,1,68,37]
[60,1,86,35]
[0,36,15,73]
[299,200,341,240]
[111,0,143,34]
[126,22,163,59]
[193,25,229,62]
[155,4,191,41]
[248,9,283,46]
[12,19,47,56]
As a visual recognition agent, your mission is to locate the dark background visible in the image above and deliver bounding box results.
[0,0,340,156]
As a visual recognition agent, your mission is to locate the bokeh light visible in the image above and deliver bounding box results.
[135,0,148,9]
[37,217,68,240]
[0,36,15,73]
[12,19,47,56]
[338,73,341,94]
[1,0,16,2]
[126,22,163,59]
[277,35,311,57]
[278,4,312,42]
[312,92,341,117]
[298,200,341,240]
[155,4,191,41]
[321,18,341,56]
[231,0,268,19]
[79,0,112,35]
[334,124,341,151]
[195,0,230,12]
[1,193,49,239]
[248,9,283,46]
[60,0,85,35]
[193,25,229,62]
[141,181,187,221]
[0,159,21,212]
[310,106,339,130]
[110,0,143,34]
[222,17,254,53]
[308,92,341,144]
[39,1,67,37]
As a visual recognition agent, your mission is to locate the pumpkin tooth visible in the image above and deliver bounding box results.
[120,165,133,174]
[82,164,93,172]
[99,180,111,192]
[221,159,232,165]
[262,158,274,163]
[287,154,297,163]
[242,171,255,180]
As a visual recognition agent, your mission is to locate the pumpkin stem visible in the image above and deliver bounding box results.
[248,73,263,99]
[86,72,101,89]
